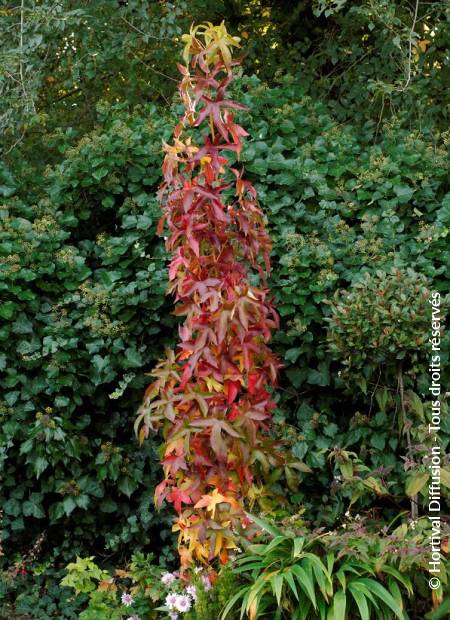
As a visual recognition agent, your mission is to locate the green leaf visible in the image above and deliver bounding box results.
[425,597,450,620]
[356,578,403,618]
[247,158,268,175]
[393,186,414,203]
[118,476,136,498]
[23,495,45,518]
[4,498,21,517]
[100,498,118,513]
[285,347,302,363]
[307,362,330,386]
[124,347,142,368]
[0,301,16,319]
[284,568,299,600]
[270,573,284,606]
[62,496,77,516]
[245,513,283,538]
[331,589,347,619]
[33,456,49,478]
[292,564,317,610]
[348,583,370,620]
[92,167,109,181]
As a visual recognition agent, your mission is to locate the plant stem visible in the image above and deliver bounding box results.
[398,362,418,520]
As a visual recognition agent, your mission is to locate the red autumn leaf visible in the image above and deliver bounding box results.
[227,402,240,422]
[167,487,193,513]
[224,380,240,404]
[162,450,188,476]
[248,371,260,395]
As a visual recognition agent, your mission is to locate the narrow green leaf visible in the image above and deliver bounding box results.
[284,567,299,601]
[293,536,305,557]
[270,573,284,607]
[246,513,283,538]
[381,564,413,595]
[219,585,248,620]
[357,578,403,618]
[292,564,317,610]
[348,583,370,620]
[332,589,347,619]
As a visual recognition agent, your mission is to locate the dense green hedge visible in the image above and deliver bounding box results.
[1,77,449,567]
[0,105,177,563]
[236,75,450,523]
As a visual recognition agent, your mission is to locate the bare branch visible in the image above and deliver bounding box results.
[398,0,420,91]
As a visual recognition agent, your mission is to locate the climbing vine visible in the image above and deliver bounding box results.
[136,22,284,567]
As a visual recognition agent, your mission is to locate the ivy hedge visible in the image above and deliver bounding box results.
[1,76,449,569]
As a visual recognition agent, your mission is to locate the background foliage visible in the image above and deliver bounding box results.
[1,1,449,617]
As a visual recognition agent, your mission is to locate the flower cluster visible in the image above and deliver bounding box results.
[160,568,212,619]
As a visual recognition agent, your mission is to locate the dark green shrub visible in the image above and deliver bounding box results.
[0,104,177,567]
[326,267,432,381]
[233,75,450,525]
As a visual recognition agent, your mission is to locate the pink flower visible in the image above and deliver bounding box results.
[169,613,179,620]
[165,592,179,609]
[161,571,177,586]
[186,584,197,600]
[126,616,140,620]
[174,594,192,613]
[121,593,134,606]
[201,574,212,592]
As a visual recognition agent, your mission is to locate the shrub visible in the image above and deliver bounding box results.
[0,106,177,566]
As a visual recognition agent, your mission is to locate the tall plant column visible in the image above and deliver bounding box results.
[136,22,283,568]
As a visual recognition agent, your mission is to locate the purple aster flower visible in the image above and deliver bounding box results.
[186,584,197,600]
[121,593,134,607]
[169,613,179,620]
[165,592,179,609]
[161,571,177,586]
[174,594,192,613]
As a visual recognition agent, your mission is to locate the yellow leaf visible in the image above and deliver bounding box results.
[204,377,223,392]
[138,427,146,446]
[405,472,429,497]
[213,531,223,557]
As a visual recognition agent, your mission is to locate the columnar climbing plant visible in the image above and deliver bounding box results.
[136,22,284,567]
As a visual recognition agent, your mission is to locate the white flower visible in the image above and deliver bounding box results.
[186,584,197,600]
[161,572,177,586]
[165,592,179,609]
[169,613,179,620]
[121,593,134,606]
[127,616,140,620]
[174,594,192,613]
